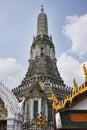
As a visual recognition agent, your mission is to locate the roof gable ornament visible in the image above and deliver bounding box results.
[52,64,87,112]
[73,78,78,91]
[83,64,87,82]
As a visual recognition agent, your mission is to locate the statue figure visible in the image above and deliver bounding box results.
[36,112,46,128]
[55,112,62,129]
[18,97,25,115]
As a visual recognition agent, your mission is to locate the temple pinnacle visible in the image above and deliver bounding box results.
[41,5,44,12]
[37,6,48,36]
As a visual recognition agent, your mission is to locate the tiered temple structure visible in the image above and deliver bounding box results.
[0,6,87,130]
[12,6,72,122]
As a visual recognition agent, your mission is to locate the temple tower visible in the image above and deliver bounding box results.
[12,6,72,122]
[22,6,64,85]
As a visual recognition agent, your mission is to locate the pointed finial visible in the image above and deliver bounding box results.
[83,64,87,75]
[83,64,87,82]
[37,5,48,35]
[41,5,44,12]
[73,78,78,91]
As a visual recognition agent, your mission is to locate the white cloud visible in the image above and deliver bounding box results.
[63,14,87,56]
[57,53,87,87]
[0,57,25,89]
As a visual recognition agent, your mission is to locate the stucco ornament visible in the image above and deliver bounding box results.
[0,82,25,118]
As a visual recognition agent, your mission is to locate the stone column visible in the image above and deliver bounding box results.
[55,112,62,129]
[30,99,34,120]
[7,114,23,130]
[45,100,48,120]
[24,100,27,122]
[7,118,14,130]
[16,114,23,130]
[38,98,41,114]
[25,100,29,121]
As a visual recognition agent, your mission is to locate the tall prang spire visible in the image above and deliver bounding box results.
[12,6,72,124]
[37,5,48,36]
[23,6,64,85]
[15,6,64,86]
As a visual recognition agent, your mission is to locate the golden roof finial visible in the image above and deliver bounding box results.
[83,64,87,82]
[52,91,58,103]
[73,78,78,91]
[52,91,59,111]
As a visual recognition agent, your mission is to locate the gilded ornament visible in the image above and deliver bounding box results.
[36,113,46,128]
[83,64,87,82]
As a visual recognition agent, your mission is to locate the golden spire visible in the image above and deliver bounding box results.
[73,78,78,91]
[83,64,87,82]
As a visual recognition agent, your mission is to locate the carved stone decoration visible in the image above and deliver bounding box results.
[0,98,7,120]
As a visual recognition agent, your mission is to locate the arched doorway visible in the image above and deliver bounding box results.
[0,82,24,130]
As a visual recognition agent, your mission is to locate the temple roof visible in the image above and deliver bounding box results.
[52,64,87,112]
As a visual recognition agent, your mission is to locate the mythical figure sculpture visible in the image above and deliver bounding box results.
[18,97,25,115]
[36,112,47,128]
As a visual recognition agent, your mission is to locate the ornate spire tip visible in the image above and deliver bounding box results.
[41,5,44,12]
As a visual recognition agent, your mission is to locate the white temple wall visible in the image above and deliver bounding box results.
[38,98,41,114]
[69,97,87,110]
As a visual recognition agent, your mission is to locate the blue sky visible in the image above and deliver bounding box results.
[0,0,87,89]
